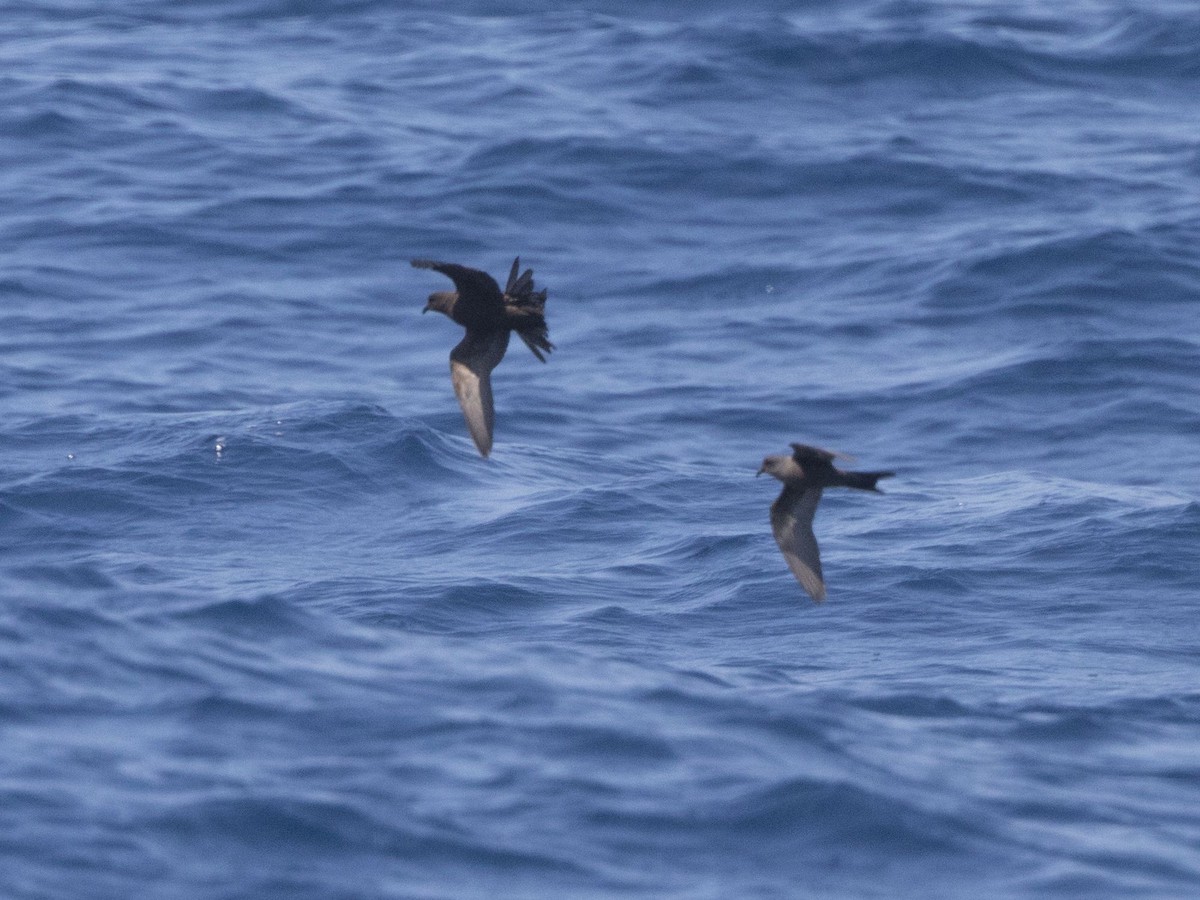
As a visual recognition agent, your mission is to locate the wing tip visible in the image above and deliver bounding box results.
[797,569,826,602]
[464,419,493,458]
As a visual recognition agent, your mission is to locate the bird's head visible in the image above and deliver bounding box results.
[756,455,789,479]
[422,291,456,317]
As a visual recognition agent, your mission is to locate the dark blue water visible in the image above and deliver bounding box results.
[3,2,1199,897]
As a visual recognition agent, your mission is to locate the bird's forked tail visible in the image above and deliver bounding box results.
[840,470,896,492]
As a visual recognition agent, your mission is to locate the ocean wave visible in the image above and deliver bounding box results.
[725,7,1200,85]
[924,225,1200,313]
[4,2,1200,897]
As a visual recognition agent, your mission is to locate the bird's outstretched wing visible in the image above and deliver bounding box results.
[449,329,511,457]
[412,259,503,304]
[770,485,826,602]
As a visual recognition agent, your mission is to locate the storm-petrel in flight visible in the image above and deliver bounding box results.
[757,443,894,602]
[412,257,552,457]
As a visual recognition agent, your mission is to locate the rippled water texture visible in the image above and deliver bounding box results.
[2,2,1199,898]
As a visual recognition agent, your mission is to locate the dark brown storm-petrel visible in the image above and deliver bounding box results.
[412,257,552,457]
[757,443,894,602]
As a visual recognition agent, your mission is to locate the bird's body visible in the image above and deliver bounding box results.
[413,258,552,456]
[758,443,894,602]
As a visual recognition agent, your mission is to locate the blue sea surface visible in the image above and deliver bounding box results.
[2,1,1199,897]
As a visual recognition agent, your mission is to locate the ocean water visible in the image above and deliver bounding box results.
[2,1,1199,897]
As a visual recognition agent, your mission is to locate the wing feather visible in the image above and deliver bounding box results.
[449,330,510,457]
[504,257,521,294]
[412,259,503,304]
[789,443,851,463]
[770,485,826,602]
